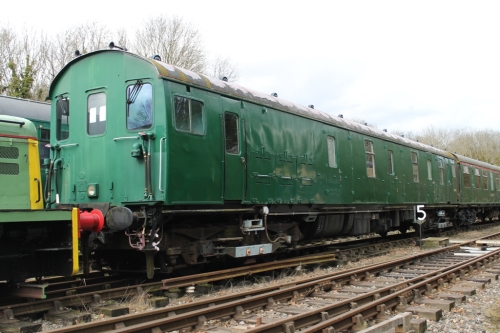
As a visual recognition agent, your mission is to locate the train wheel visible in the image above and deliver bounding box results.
[340,214,354,235]
[145,251,155,279]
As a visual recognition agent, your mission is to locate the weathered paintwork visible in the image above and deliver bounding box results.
[0,115,81,282]
[48,50,467,208]
[0,115,43,210]
[45,49,500,277]
[0,95,57,186]
[454,154,500,204]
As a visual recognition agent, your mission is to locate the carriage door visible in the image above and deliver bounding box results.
[222,97,246,201]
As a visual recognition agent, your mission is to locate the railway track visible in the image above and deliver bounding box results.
[0,220,488,303]
[1,231,415,298]
[0,234,417,322]
[1,229,498,332]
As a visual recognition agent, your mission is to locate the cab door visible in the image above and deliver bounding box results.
[221,97,246,201]
[436,157,445,203]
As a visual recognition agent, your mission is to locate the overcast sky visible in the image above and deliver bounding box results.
[2,0,499,134]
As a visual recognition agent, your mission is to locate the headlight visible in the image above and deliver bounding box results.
[87,184,99,198]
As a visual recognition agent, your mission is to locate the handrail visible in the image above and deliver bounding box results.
[0,119,25,127]
[34,178,41,203]
[159,137,166,192]
[113,136,140,141]
[58,143,79,149]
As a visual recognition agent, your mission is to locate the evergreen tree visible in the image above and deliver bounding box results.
[7,55,36,99]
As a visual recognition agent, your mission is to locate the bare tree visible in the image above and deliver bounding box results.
[0,25,50,99]
[133,15,206,72]
[45,22,113,79]
[114,28,128,50]
[74,22,112,54]
[414,126,500,165]
[349,117,377,128]
[0,25,20,94]
[20,28,51,100]
[414,125,455,149]
[1,16,239,100]
[206,55,239,82]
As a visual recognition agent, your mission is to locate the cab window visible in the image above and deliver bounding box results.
[87,93,106,135]
[127,82,153,130]
[174,96,204,135]
[56,96,70,140]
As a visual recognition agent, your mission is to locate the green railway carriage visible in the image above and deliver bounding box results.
[47,48,500,278]
[454,154,500,217]
[0,115,102,283]
[0,95,69,190]
[0,96,52,170]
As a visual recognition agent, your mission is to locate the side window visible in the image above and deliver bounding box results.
[174,96,205,135]
[387,150,394,175]
[483,170,488,190]
[56,96,70,140]
[38,141,50,166]
[327,136,337,168]
[496,173,500,191]
[451,160,456,178]
[438,159,444,185]
[364,140,375,178]
[411,151,419,183]
[127,82,153,130]
[41,129,50,140]
[474,169,481,188]
[491,172,494,191]
[224,113,239,154]
[463,166,470,188]
[87,92,106,136]
[427,159,432,180]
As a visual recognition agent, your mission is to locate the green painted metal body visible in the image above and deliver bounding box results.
[456,154,500,204]
[0,115,77,282]
[47,50,500,210]
[0,209,72,222]
[43,49,500,276]
[0,116,38,210]
[0,96,65,189]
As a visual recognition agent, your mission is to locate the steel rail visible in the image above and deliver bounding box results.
[40,232,500,333]
[0,236,413,316]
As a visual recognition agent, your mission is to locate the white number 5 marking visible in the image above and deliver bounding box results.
[416,205,426,221]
